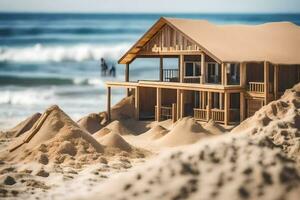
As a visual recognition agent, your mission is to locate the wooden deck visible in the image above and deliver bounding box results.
[106,80,244,93]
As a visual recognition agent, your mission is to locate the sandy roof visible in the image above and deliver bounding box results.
[119,17,300,65]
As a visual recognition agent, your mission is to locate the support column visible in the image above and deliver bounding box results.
[107,87,111,122]
[201,52,206,84]
[224,92,229,126]
[240,62,247,87]
[156,88,161,122]
[176,89,181,120]
[240,92,245,122]
[180,90,184,118]
[134,87,139,120]
[159,56,163,81]
[264,61,269,105]
[180,54,184,83]
[274,64,279,100]
[125,63,130,96]
[221,63,225,85]
[207,92,211,121]
[219,92,223,109]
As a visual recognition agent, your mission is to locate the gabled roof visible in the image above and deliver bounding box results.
[119,17,300,65]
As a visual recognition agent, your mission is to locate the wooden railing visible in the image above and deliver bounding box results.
[155,104,177,122]
[184,76,201,83]
[248,82,264,93]
[211,109,225,122]
[163,69,179,82]
[194,108,207,121]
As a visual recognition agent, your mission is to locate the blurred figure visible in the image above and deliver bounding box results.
[109,64,116,77]
[100,58,108,76]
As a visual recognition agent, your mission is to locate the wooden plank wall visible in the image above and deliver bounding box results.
[139,87,157,117]
[141,24,201,53]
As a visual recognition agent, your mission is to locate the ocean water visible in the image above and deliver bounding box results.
[0,13,300,129]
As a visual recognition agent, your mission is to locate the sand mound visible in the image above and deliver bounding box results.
[99,132,132,151]
[3,105,103,164]
[93,127,112,139]
[81,83,300,200]
[77,113,105,134]
[156,117,210,147]
[94,120,131,137]
[139,125,168,140]
[111,95,135,120]
[1,113,41,138]
[204,119,227,135]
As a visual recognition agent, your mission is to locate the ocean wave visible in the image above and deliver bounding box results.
[0,75,105,86]
[0,43,130,62]
[0,27,144,37]
[0,89,56,105]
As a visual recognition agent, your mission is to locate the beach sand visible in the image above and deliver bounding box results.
[0,83,299,200]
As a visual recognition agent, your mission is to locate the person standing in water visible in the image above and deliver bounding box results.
[100,58,108,76]
[109,64,116,77]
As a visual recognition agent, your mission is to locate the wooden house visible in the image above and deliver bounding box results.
[106,17,300,125]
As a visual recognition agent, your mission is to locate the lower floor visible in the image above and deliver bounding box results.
[106,84,269,126]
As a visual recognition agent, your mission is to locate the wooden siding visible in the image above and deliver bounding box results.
[140,24,201,54]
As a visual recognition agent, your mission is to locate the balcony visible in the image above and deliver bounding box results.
[163,69,179,82]
[248,82,264,93]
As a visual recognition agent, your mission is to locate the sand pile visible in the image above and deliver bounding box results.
[0,113,41,138]
[204,120,227,135]
[156,117,210,147]
[99,132,132,152]
[78,83,300,200]
[77,113,105,134]
[111,95,135,120]
[2,105,104,165]
[93,120,132,140]
[139,125,168,140]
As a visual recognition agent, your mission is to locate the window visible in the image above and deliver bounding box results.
[184,62,201,77]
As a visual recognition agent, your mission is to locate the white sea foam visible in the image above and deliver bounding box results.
[0,89,56,105]
[0,43,130,63]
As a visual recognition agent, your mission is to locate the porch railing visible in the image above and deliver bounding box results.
[248,82,264,93]
[163,69,179,82]
[184,76,201,83]
[194,108,207,121]
[155,104,177,122]
[211,109,225,122]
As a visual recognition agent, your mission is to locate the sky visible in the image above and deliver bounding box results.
[0,0,300,13]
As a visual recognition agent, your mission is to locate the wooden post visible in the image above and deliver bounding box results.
[240,92,245,122]
[224,92,229,126]
[125,63,130,97]
[134,87,139,120]
[274,64,279,100]
[264,61,269,105]
[180,54,184,83]
[219,92,223,109]
[201,52,205,84]
[221,63,225,85]
[156,88,161,122]
[160,56,163,81]
[180,90,184,118]
[176,89,181,120]
[172,103,177,123]
[107,87,111,122]
[207,92,211,121]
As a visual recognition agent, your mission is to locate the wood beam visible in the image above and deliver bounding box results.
[107,87,111,122]
[180,90,184,118]
[201,52,206,84]
[156,88,162,121]
[264,61,269,105]
[159,56,163,81]
[176,89,181,120]
[274,64,279,100]
[240,92,245,122]
[207,91,211,121]
[224,63,228,86]
[224,92,229,126]
[125,63,129,82]
[180,54,184,83]
[221,63,225,85]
